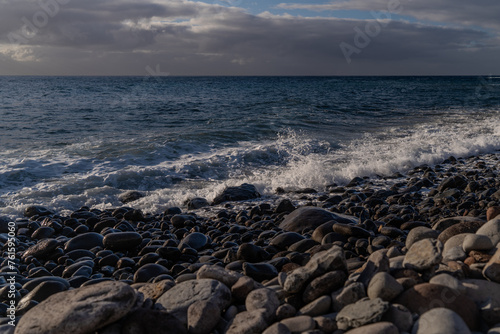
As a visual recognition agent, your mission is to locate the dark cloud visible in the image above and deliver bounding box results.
[0,0,498,75]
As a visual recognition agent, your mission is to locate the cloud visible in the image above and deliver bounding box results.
[0,0,498,75]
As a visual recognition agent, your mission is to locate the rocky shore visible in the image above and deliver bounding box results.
[1,153,500,334]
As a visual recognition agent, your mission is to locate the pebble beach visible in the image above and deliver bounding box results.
[1,152,500,334]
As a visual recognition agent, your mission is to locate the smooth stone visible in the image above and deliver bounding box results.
[336,297,389,330]
[22,277,70,291]
[121,308,186,334]
[437,175,468,192]
[298,295,331,317]
[118,191,144,204]
[311,221,336,243]
[275,199,296,214]
[137,280,175,301]
[344,322,398,334]
[484,247,500,283]
[280,315,315,333]
[243,262,278,283]
[276,303,297,321]
[212,183,260,204]
[22,239,60,260]
[237,243,269,263]
[443,233,473,253]
[263,323,292,334]
[246,288,280,320]
[476,218,500,246]
[283,245,346,293]
[487,206,500,221]
[15,281,136,334]
[403,238,443,271]
[31,226,55,240]
[356,249,390,287]
[103,232,142,251]
[411,308,471,334]
[433,216,484,232]
[196,264,243,288]
[331,282,366,312]
[333,223,371,238]
[394,283,478,330]
[438,220,485,245]
[226,309,268,334]
[463,234,494,253]
[232,276,258,301]
[187,300,220,334]
[429,273,465,293]
[157,279,231,325]
[270,232,305,249]
[17,281,68,310]
[186,197,209,210]
[367,272,404,302]
[313,313,338,333]
[179,232,208,251]
[279,207,356,233]
[381,304,413,333]
[406,226,440,249]
[443,245,467,262]
[133,263,169,283]
[64,232,104,252]
[302,270,346,303]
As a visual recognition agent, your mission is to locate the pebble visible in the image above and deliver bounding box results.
[381,304,413,332]
[483,247,500,283]
[412,308,471,334]
[367,272,404,301]
[302,270,346,303]
[344,322,398,334]
[476,217,500,245]
[263,323,292,334]
[226,309,269,334]
[212,183,261,204]
[403,238,443,271]
[179,232,208,250]
[246,288,280,320]
[64,232,104,252]
[405,226,440,249]
[298,295,331,317]
[196,264,243,288]
[133,263,169,283]
[279,206,355,233]
[331,282,366,312]
[187,300,221,334]
[102,232,142,251]
[463,234,495,253]
[280,315,315,333]
[336,297,389,330]
[16,281,136,334]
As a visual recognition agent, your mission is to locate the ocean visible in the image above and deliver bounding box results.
[1,76,499,219]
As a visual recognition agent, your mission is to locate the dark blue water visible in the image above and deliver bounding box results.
[1,76,499,217]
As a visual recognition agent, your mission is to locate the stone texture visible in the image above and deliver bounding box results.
[22,238,60,260]
[64,232,104,252]
[283,245,346,293]
[279,206,356,233]
[103,232,142,251]
[437,220,485,244]
[313,313,338,333]
[187,300,221,334]
[394,283,478,330]
[487,206,500,221]
[344,322,398,334]
[411,308,471,334]
[246,288,280,320]
[367,272,404,301]
[381,304,413,333]
[476,217,500,246]
[137,280,175,301]
[336,297,389,330]
[405,226,440,249]
[262,323,292,334]
[463,234,494,253]
[226,309,269,334]
[331,282,366,312]
[302,270,346,303]
[15,281,136,334]
[403,238,443,271]
[196,264,243,288]
[157,279,231,325]
[298,295,331,317]
[280,315,315,333]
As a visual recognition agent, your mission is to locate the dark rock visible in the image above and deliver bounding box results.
[22,239,60,260]
[437,175,468,192]
[275,199,296,214]
[186,198,209,210]
[243,262,279,282]
[437,220,485,244]
[134,263,169,283]
[24,206,53,218]
[333,223,371,238]
[64,232,104,252]
[179,232,208,251]
[121,308,186,334]
[118,191,145,204]
[270,232,305,249]
[237,243,270,263]
[103,232,142,251]
[279,207,356,233]
[212,183,261,204]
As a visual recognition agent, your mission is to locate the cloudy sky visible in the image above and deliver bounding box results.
[0,0,499,75]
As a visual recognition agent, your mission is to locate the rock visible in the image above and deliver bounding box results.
[356,250,390,287]
[279,206,356,233]
[24,205,53,218]
[180,232,208,250]
[411,308,471,334]
[437,175,468,192]
[15,281,136,334]
[336,297,389,330]
[302,270,346,303]
[332,223,371,238]
[276,303,297,321]
[298,295,331,317]
[231,276,258,301]
[186,197,209,210]
[121,308,186,334]
[246,288,280,320]
[0,216,12,233]
[187,300,220,334]
[22,238,60,260]
[313,313,338,333]
[484,247,500,283]
[283,245,346,293]
[197,264,243,288]
[403,238,443,271]
[429,273,465,293]
[243,262,279,282]
[270,232,305,249]
[64,232,104,252]
[275,199,296,214]
[344,322,398,334]
[476,217,500,245]
[382,304,413,333]
[405,226,439,249]
[487,206,500,221]
[311,221,336,243]
[463,234,494,253]
[433,216,484,232]
[118,191,144,204]
[212,183,260,204]
[103,232,142,251]
[263,323,291,334]
[137,280,175,301]
[438,220,485,244]
[226,309,269,334]
[394,283,478,330]
[238,243,269,263]
[280,315,315,333]
[134,263,169,283]
[157,279,231,325]
[332,282,366,312]
[367,272,404,301]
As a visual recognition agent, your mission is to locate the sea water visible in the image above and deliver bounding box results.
[1,76,499,218]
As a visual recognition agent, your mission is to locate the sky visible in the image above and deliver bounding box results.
[0,0,499,76]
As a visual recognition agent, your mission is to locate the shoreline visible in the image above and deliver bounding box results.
[1,152,500,333]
